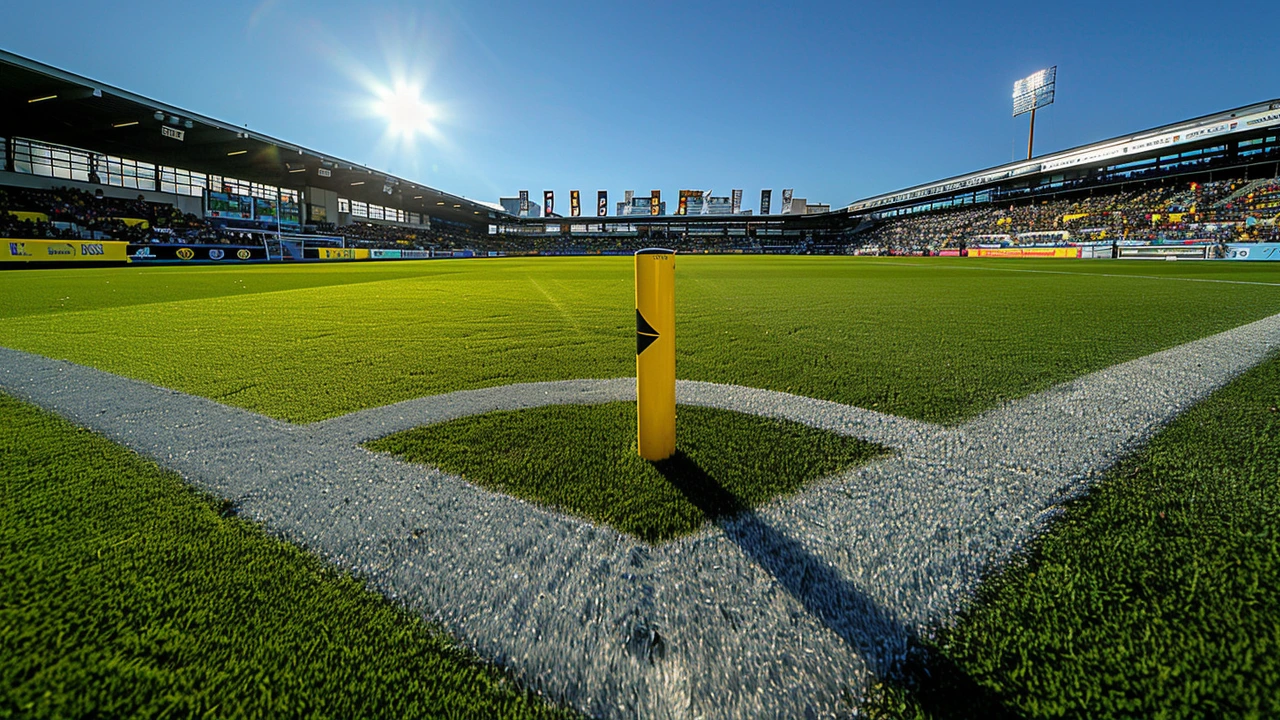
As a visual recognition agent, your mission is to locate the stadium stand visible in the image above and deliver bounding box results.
[3,177,1276,257]
[0,184,501,251]
[853,176,1280,254]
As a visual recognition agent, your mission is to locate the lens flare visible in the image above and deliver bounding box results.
[313,9,479,184]
[373,81,436,140]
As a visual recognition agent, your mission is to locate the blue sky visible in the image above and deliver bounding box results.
[3,0,1277,209]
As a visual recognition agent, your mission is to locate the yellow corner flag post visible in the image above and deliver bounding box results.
[635,248,676,461]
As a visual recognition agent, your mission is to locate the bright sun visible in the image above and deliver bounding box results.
[373,81,435,140]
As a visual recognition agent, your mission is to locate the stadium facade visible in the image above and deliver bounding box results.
[1,48,1278,250]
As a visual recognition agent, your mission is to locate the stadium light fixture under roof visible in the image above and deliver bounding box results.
[1013,66,1056,160]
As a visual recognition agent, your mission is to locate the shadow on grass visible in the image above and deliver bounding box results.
[653,451,1017,719]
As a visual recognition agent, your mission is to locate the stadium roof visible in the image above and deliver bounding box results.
[0,49,499,227]
[847,98,1280,214]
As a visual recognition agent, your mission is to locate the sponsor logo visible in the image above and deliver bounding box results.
[209,249,225,261]
[1247,111,1280,127]
[9,242,31,257]
[1225,245,1280,261]
[1182,121,1237,142]
[80,243,104,256]
[132,247,155,259]
[1123,133,1180,155]
[237,249,252,260]
[176,247,195,260]
[46,244,74,256]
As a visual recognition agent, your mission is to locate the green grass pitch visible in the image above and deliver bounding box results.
[2,256,1279,717]
[368,402,885,543]
[0,394,579,720]
[3,256,1280,423]
[863,351,1280,719]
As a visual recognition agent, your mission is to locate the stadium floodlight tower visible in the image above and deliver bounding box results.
[1013,66,1056,160]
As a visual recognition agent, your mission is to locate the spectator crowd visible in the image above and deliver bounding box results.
[4,175,1278,258]
[854,176,1280,254]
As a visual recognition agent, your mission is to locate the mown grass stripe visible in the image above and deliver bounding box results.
[4,257,1279,424]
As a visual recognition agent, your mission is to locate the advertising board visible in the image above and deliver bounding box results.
[314,247,371,260]
[2,239,130,263]
[1118,245,1211,259]
[127,244,266,262]
[967,247,1082,259]
[1224,243,1280,261]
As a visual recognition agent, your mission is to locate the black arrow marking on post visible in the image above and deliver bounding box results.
[636,309,660,355]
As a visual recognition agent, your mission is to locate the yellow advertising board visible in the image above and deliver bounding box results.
[1,239,130,263]
[7,211,50,223]
[316,247,371,260]
[968,247,1081,259]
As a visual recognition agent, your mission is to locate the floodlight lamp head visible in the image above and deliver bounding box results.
[1012,65,1057,117]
